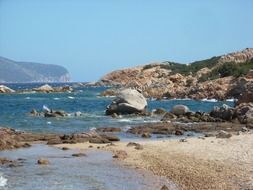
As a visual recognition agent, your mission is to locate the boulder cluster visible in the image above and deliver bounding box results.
[0,127,120,151]
[0,84,74,94]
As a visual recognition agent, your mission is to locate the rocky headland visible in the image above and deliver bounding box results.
[0,56,70,83]
[98,48,253,100]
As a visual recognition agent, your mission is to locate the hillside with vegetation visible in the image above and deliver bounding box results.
[98,48,253,100]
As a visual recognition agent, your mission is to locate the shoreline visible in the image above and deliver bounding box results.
[55,132,253,190]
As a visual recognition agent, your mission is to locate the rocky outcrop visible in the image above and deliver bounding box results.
[127,122,245,137]
[0,85,15,93]
[33,84,74,93]
[235,103,253,124]
[236,81,253,105]
[34,84,54,92]
[210,104,235,121]
[98,48,253,100]
[0,127,121,151]
[218,48,253,65]
[0,128,31,150]
[106,88,147,115]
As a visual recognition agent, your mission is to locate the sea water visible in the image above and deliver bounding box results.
[0,144,177,190]
[0,83,234,134]
[0,83,235,190]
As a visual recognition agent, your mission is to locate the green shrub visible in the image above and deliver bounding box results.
[199,58,253,82]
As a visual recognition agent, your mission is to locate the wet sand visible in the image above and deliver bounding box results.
[56,132,253,190]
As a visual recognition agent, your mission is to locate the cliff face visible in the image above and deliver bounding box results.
[98,48,253,100]
[0,56,70,83]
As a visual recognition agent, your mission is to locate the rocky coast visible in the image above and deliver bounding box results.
[1,48,253,189]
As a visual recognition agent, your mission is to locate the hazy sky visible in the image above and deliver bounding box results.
[0,0,253,82]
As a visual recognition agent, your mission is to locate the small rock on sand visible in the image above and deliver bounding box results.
[216,130,232,138]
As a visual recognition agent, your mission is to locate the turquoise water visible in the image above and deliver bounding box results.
[0,83,234,134]
[0,144,175,190]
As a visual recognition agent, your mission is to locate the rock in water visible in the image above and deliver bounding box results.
[0,85,15,93]
[172,105,190,116]
[34,84,54,93]
[72,153,86,157]
[105,88,147,115]
[37,158,49,165]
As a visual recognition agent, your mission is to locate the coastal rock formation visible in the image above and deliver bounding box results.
[0,85,15,93]
[210,104,235,121]
[106,88,147,115]
[236,80,253,105]
[0,128,31,150]
[235,103,253,124]
[218,48,253,65]
[33,84,74,93]
[98,48,253,100]
[0,127,121,151]
[127,122,245,137]
[34,84,54,92]
[0,56,70,83]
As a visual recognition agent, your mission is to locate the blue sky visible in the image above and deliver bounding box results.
[0,0,253,82]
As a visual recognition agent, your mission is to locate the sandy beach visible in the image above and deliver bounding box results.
[55,133,253,190]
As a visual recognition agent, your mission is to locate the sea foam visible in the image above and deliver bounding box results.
[201,98,218,102]
[0,175,7,187]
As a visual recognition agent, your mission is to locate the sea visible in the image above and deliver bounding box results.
[0,83,235,190]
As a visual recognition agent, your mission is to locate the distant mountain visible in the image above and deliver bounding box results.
[0,56,70,83]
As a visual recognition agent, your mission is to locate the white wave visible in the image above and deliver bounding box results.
[226,98,235,102]
[0,175,7,187]
[47,121,52,125]
[68,96,75,99]
[90,127,96,131]
[143,120,160,123]
[201,98,218,102]
[173,98,192,100]
[118,119,132,122]
[25,97,30,99]
[53,97,60,100]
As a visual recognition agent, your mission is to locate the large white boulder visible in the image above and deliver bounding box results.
[106,88,147,115]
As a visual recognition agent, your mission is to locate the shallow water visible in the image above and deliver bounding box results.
[0,83,234,134]
[0,144,176,190]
